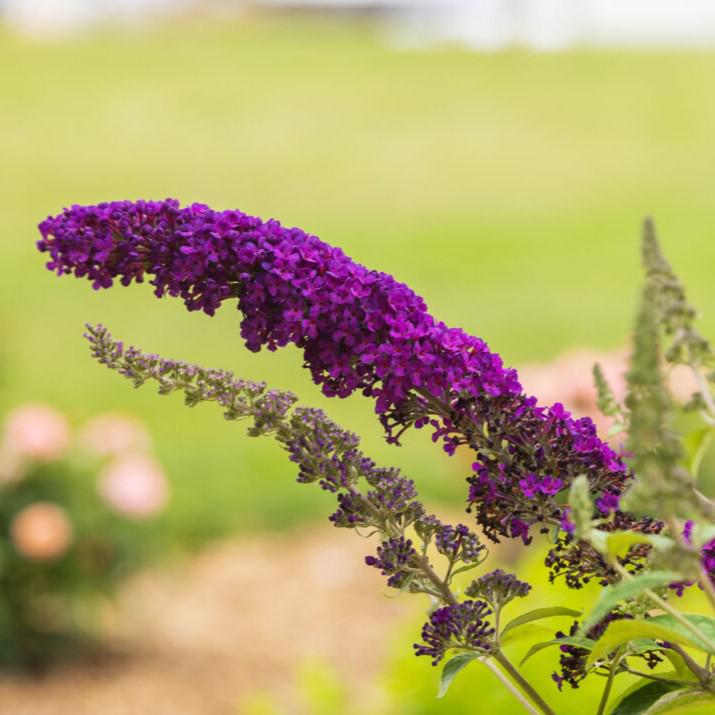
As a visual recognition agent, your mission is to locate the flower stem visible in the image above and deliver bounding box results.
[622,665,696,687]
[613,562,715,653]
[596,647,624,715]
[480,656,540,715]
[493,651,557,715]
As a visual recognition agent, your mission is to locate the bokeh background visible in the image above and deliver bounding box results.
[2,1,715,713]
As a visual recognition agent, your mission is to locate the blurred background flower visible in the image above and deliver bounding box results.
[4,404,70,462]
[99,453,169,518]
[0,403,168,670]
[10,501,73,562]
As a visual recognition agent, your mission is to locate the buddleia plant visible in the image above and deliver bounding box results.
[37,201,715,713]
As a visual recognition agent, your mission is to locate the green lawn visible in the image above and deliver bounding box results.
[2,16,715,544]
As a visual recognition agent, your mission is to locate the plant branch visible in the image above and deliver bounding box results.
[493,651,557,715]
[622,665,696,688]
[612,562,715,653]
[667,643,714,690]
[480,656,541,715]
[596,647,624,715]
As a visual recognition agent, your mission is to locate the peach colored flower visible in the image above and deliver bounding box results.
[3,404,70,462]
[11,502,73,562]
[99,454,169,518]
[79,413,151,458]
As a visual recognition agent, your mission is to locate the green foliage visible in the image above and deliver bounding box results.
[682,426,715,480]
[609,681,682,715]
[593,362,624,424]
[581,572,681,632]
[438,653,480,698]
[0,408,165,670]
[621,279,687,518]
[500,607,582,641]
[521,636,595,666]
[587,615,715,670]
[641,219,713,369]
[643,688,715,715]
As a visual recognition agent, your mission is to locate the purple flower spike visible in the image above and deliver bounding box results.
[39,200,635,553]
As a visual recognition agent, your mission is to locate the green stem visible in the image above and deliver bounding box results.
[480,657,540,715]
[493,651,557,715]
[698,567,715,615]
[622,666,696,688]
[612,562,715,653]
[667,644,715,692]
[596,647,624,715]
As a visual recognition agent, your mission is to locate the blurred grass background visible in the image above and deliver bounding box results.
[2,14,715,547]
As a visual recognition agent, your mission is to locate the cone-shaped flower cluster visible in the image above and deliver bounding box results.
[38,200,632,551]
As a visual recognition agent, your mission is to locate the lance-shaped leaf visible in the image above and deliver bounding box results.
[520,636,595,666]
[438,652,480,698]
[500,606,582,640]
[581,571,680,632]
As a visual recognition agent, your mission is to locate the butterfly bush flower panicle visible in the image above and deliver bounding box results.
[365,536,418,589]
[40,200,636,572]
[413,600,495,665]
[551,614,662,691]
[465,569,531,610]
[84,325,487,605]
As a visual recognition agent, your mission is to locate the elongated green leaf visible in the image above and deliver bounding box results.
[520,636,595,666]
[648,614,715,653]
[609,681,683,715]
[438,653,480,698]
[582,571,680,631]
[587,617,715,669]
[501,606,582,638]
[628,638,662,655]
[682,426,715,478]
[499,623,556,645]
[662,649,690,678]
[646,688,715,714]
[600,531,673,558]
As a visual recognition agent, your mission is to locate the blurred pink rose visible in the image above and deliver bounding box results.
[11,502,73,562]
[3,404,70,462]
[99,454,169,518]
[79,413,151,458]
[518,347,699,438]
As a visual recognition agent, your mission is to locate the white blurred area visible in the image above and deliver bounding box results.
[2,0,194,37]
[391,0,715,51]
[5,0,715,49]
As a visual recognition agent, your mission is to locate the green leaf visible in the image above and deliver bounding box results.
[599,531,674,558]
[646,688,715,714]
[609,681,683,715]
[582,571,680,631]
[691,524,715,547]
[628,638,661,655]
[648,614,715,653]
[500,606,582,639]
[587,616,715,669]
[519,636,595,666]
[438,653,480,698]
[682,426,715,478]
[500,623,556,645]
[662,649,690,678]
